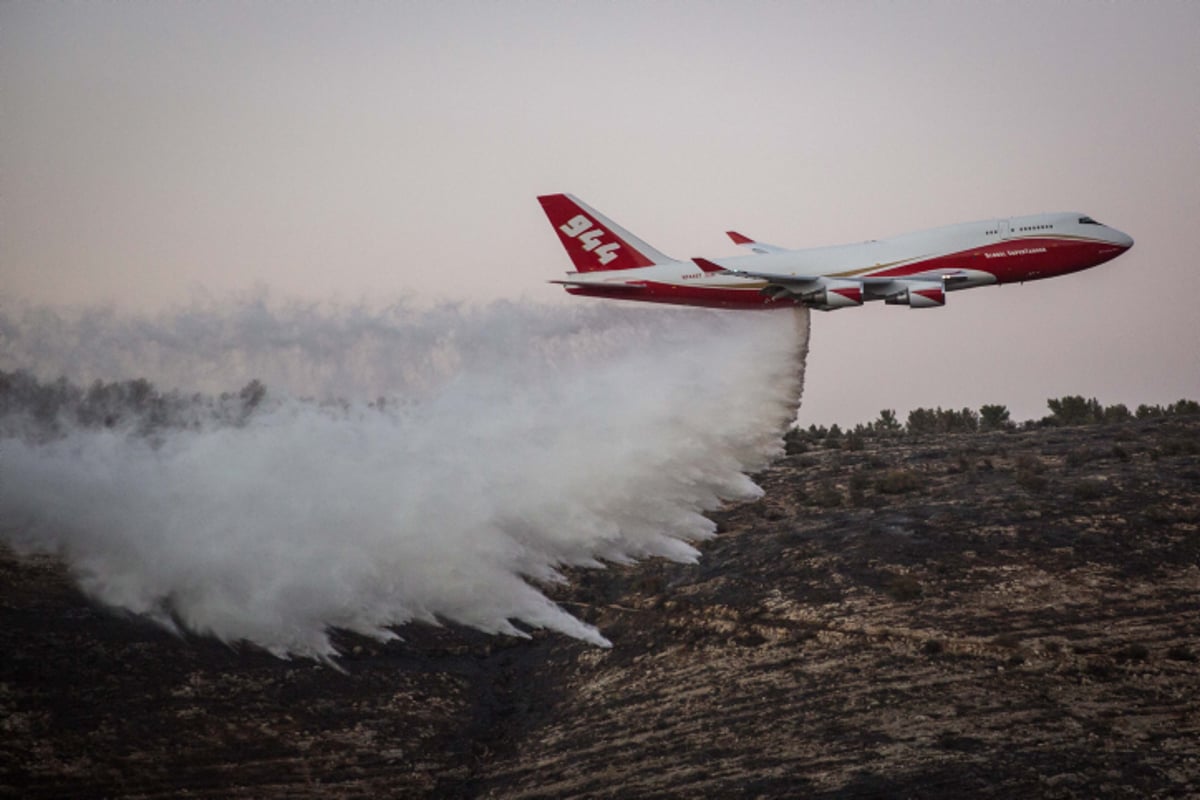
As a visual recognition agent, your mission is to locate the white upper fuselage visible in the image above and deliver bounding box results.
[721,212,1127,279]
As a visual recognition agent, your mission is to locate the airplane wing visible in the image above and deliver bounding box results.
[710,263,954,310]
[692,259,821,285]
[726,231,790,255]
[723,264,971,290]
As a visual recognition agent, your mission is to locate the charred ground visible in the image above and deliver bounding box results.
[3,413,1199,798]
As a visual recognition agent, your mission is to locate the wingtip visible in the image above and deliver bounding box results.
[726,230,754,246]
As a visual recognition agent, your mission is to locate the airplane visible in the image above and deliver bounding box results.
[538,194,1134,310]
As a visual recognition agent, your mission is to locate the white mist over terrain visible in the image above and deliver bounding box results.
[0,301,808,660]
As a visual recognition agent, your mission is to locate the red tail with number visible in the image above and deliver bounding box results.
[537,193,678,272]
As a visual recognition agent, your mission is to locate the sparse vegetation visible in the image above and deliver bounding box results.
[875,469,922,495]
[1014,454,1048,492]
[4,383,1200,799]
[906,406,979,435]
[0,369,271,441]
[874,408,903,435]
[979,404,1013,431]
[882,572,923,601]
[809,480,843,508]
[848,471,872,505]
[1065,446,1106,468]
[1046,395,1104,426]
[1157,437,1200,457]
[789,396,1199,445]
[1139,399,1200,418]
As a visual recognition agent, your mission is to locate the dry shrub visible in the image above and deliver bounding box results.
[875,469,922,495]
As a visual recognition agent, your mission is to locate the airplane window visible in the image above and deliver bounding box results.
[1079,216,1100,225]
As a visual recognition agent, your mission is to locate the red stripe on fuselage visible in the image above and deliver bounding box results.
[866,237,1128,284]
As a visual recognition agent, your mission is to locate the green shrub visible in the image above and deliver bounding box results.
[1136,403,1163,419]
[905,407,979,435]
[979,404,1012,431]
[874,409,902,434]
[1046,395,1102,426]
[907,407,938,435]
[1169,399,1200,416]
[1103,403,1132,423]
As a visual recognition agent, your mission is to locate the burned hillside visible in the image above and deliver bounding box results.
[3,411,1199,798]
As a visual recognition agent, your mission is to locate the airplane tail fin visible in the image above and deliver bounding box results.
[537,193,677,272]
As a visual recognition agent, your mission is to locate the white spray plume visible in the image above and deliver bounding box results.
[0,300,809,660]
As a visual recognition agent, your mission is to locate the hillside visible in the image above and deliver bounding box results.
[3,415,1199,798]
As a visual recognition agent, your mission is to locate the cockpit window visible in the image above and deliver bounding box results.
[1079,216,1101,225]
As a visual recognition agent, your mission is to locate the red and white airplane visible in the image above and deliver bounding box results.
[539,194,1133,310]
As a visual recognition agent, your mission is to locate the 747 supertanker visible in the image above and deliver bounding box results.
[539,194,1133,310]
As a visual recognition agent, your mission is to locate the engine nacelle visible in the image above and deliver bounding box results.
[885,281,945,309]
[802,280,863,310]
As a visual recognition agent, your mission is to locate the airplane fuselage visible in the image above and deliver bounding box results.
[545,201,1133,311]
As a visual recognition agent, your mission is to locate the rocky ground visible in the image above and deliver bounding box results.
[3,415,1199,798]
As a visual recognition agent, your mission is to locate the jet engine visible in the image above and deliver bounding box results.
[800,280,864,310]
[884,281,945,308]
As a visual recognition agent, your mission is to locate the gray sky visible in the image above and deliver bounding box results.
[3,1,1198,425]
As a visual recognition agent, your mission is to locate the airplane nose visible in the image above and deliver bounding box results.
[1113,229,1134,249]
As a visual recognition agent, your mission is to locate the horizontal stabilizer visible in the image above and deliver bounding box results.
[548,279,643,292]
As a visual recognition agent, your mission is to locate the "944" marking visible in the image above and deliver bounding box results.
[559,214,620,266]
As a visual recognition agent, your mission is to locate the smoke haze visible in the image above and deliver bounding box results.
[0,301,809,660]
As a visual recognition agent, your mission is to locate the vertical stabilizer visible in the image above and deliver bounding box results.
[538,194,677,272]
